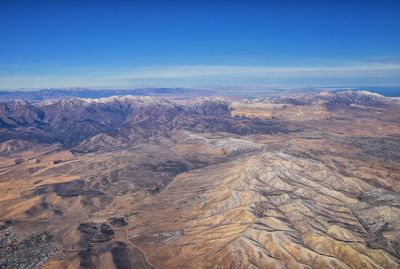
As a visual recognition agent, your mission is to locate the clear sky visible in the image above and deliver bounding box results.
[1,0,400,89]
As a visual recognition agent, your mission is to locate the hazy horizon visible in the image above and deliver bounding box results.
[1,0,400,89]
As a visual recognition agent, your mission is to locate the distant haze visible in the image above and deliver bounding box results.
[1,0,400,89]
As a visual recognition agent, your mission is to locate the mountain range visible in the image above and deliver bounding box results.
[0,90,399,269]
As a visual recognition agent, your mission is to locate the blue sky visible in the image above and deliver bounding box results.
[0,0,400,89]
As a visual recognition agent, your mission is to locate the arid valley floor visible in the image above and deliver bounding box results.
[0,89,399,269]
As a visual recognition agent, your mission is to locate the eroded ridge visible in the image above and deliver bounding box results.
[129,150,400,269]
[0,90,399,268]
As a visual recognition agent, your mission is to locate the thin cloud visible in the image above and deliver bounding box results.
[1,62,400,89]
[120,63,400,78]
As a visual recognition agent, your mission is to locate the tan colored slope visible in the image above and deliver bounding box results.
[1,95,400,268]
[128,150,400,269]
